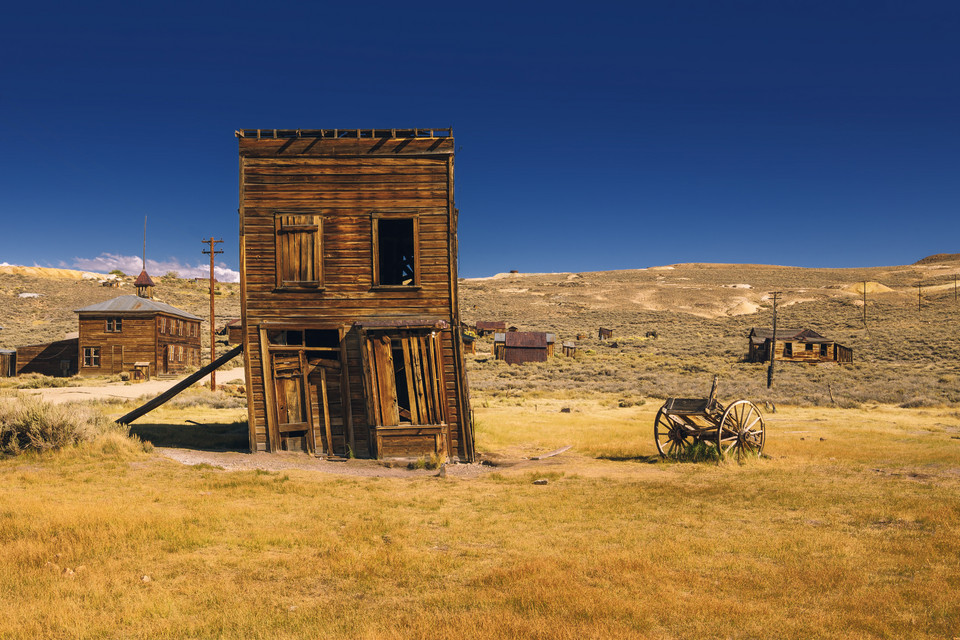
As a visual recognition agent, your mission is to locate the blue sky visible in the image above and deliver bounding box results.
[2,1,958,280]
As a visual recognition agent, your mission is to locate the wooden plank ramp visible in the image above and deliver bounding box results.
[115,344,243,425]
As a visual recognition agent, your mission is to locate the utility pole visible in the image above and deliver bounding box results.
[954,274,957,302]
[915,282,923,318]
[767,291,781,389]
[202,238,224,391]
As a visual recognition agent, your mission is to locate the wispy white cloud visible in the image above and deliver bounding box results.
[71,253,240,283]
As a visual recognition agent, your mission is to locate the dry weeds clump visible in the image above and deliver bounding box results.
[0,374,84,390]
[0,395,122,454]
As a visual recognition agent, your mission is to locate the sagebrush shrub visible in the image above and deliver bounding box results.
[0,396,113,454]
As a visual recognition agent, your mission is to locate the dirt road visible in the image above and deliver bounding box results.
[22,367,247,404]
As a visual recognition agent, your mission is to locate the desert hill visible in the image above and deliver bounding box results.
[458,257,960,407]
[3,258,959,406]
[0,267,240,351]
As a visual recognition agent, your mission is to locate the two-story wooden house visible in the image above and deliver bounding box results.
[237,128,474,462]
[75,294,202,378]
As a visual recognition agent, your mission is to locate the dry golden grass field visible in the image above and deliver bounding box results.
[1,258,960,639]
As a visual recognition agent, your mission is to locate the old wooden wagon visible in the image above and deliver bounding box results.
[654,377,765,461]
[237,127,474,462]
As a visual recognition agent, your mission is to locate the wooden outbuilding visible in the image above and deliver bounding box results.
[237,127,474,462]
[15,339,78,376]
[747,328,853,364]
[0,349,17,377]
[493,331,555,364]
[462,331,476,354]
[475,321,506,337]
[598,327,613,340]
[220,318,243,345]
[561,341,577,357]
[75,294,202,377]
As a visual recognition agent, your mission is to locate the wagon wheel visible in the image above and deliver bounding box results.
[655,409,693,458]
[717,400,765,461]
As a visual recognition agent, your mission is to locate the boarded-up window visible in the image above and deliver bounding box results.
[275,213,322,289]
[363,331,446,427]
[372,213,419,287]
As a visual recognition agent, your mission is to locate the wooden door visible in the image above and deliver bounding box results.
[271,352,316,453]
[308,359,344,456]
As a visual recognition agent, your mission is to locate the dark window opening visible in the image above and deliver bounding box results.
[783,342,793,358]
[377,218,416,286]
[804,343,813,351]
[821,344,829,357]
[269,329,341,350]
[305,329,339,348]
[106,318,122,332]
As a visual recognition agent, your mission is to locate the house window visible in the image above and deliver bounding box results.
[105,318,122,333]
[176,346,184,362]
[820,344,829,357]
[83,347,101,367]
[372,212,420,287]
[364,330,445,426]
[805,343,813,351]
[159,317,167,334]
[178,320,184,336]
[275,213,322,289]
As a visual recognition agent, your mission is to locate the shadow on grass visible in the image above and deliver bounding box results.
[129,420,248,453]
[596,454,663,464]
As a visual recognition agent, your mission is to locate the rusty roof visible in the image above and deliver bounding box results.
[75,295,200,320]
[749,328,828,344]
[133,270,155,287]
[504,332,548,348]
[476,321,506,331]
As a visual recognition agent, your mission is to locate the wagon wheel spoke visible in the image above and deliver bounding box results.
[718,400,765,461]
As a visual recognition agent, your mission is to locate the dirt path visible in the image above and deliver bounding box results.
[23,367,247,404]
[155,447,493,479]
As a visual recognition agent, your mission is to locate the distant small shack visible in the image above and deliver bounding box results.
[219,318,243,345]
[598,327,613,340]
[475,321,506,337]
[561,341,577,357]
[747,328,853,364]
[494,331,555,364]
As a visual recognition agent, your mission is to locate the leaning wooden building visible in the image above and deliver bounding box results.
[747,328,853,364]
[237,127,474,461]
